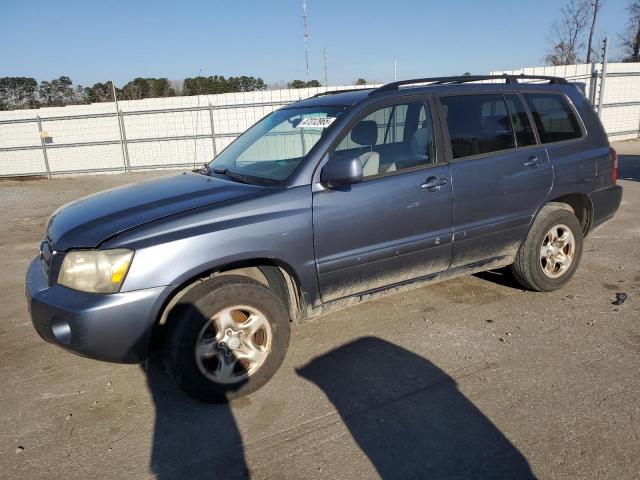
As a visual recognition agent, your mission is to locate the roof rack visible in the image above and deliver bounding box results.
[370,74,568,95]
[311,88,372,98]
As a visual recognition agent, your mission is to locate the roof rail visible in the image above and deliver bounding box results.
[311,88,372,98]
[369,74,568,95]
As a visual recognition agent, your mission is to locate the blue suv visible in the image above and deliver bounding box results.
[26,75,622,402]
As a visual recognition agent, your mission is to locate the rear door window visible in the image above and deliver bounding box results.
[504,94,537,147]
[523,93,582,143]
[439,94,515,159]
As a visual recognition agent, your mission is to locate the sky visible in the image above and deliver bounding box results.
[0,0,633,88]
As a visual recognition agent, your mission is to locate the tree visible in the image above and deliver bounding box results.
[236,76,266,91]
[586,0,604,63]
[39,76,74,106]
[0,73,269,110]
[287,79,321,88]
[73,85,88,104]
[182,75,266,95]
[619,0,640,62]
[121,78,176,100]
[0,77,38,110]
[354,78,368,85]
[545,0,591,65]
[288,80,307,89]
[84,81,122,103]
[122,78,148,100]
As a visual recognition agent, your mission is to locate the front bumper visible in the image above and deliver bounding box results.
[25,257,171,363]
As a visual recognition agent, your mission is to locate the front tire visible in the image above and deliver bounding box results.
[164,275,290,403]
[511,205,584,292]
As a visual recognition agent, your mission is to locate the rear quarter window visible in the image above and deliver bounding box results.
[523,93,582,144]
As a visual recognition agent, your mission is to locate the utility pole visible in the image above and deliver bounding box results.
[111,80,119,108]
[323,46,328,86]
[394,58,397,81]
[303,0,310,83]
[111,80,130,172]
[597,37,609,117]
[586,0,602,64]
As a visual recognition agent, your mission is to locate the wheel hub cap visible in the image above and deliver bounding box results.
[539,224,576,279]
[194,305,272,384]
[224,333,242,351]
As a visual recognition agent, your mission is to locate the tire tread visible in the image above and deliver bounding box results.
[511,205,583,292]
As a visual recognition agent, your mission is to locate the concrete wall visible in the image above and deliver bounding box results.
[1,63,639,177]
[0,85,377,177]
[491,63,640,141]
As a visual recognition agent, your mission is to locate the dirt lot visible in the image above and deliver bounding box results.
[1,141,639,479]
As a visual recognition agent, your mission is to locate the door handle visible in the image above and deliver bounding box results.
[524,156,542,167]
[421,176,448,191]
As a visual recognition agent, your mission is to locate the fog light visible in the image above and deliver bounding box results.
[51,318,71,345]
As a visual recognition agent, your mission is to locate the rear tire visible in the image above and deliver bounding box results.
[164,275,290,403]
[511,205,583,292]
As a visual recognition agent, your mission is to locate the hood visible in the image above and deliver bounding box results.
[47,172,263,250]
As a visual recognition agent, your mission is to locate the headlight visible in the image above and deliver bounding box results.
[58,249,134,293]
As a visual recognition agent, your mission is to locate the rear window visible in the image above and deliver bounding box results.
[440,94,515,159]
[523,93,582,143]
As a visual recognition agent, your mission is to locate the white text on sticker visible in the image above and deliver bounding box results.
[296,117,336,128]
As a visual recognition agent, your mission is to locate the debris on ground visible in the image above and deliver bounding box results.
[16,446,24,453]
[612,293,628,306]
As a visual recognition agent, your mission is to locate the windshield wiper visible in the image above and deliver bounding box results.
[212,167,283,186]
[212,168,253,185]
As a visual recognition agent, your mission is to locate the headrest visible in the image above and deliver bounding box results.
[411,127,432,156]
[351,120,378,146]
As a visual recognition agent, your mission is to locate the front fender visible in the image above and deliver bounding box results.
[103,185,320,309]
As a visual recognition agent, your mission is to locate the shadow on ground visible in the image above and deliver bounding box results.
[474,266,524,290]
[145,358,250,480]
[297,337,536,479]
[619,154,640,182]
[145,336,535,479]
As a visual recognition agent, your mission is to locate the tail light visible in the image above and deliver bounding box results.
[609,147,618,184]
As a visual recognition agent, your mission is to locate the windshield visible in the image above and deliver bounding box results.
[210,106,347,183]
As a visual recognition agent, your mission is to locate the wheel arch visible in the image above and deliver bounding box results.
[149,258,305,354]
[516,192,593,263]
[545,192,593,235]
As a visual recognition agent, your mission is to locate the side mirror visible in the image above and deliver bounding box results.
[321,155,363,188]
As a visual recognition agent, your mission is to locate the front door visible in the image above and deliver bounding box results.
[312,98,453,303]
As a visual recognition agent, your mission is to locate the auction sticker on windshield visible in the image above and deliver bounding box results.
[296,117,336,128]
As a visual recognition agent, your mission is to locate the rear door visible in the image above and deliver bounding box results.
[522,91,595,185]
[437,92,553,268]
[312,97,453,302]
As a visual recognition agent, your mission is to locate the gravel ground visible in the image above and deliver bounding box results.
[1,141,639,479]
